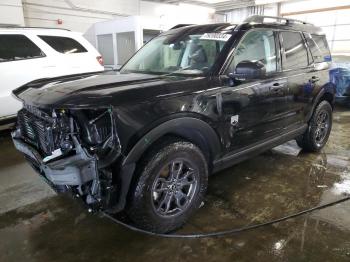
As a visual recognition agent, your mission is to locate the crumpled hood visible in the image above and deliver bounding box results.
[13,71,196,109]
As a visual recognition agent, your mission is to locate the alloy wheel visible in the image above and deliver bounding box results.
[151,159,198,217]
[314,109,330,147]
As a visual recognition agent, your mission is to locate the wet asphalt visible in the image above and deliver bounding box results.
[0,106,349,262]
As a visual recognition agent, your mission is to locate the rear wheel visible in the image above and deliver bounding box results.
[126,139,208,233]
[297,100,333,152]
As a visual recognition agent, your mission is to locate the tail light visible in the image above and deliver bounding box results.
[96,56,104,66]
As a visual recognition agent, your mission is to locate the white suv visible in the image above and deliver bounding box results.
[0,27,104,126]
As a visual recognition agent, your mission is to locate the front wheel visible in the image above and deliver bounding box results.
[126,139,208,233]
[297,100,333,152]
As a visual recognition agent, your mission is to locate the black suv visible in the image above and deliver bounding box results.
[12,16,335,233]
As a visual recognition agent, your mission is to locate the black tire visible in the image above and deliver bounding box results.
[126,139,208,233]
[296,100,333,152]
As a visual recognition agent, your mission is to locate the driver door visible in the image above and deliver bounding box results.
[217,29,288,155]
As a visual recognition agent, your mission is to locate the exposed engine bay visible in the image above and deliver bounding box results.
[12,104,121,210]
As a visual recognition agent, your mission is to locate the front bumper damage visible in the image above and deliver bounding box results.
[11,105,138,213]
[11,129,102,207]
[11,128,136,213]
[12,132,97,186]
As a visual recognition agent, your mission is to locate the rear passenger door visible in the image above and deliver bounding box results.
[303,33,332,111]
[279,31,315,127]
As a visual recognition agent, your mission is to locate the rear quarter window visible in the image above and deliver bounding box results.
[304,34,331,63]
[0,34,45,62]
[39,35,87,54]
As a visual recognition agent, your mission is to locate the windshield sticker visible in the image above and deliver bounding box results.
[200,33,231,41]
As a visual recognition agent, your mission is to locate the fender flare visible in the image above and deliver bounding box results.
[122,117,222,166]
[114,84,337,212]
[112,117,222,212]
[306,83,336,121]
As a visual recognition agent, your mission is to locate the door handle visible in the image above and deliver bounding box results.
[269,82,285,96]
[309,76,320,83]
[270,83,282,92]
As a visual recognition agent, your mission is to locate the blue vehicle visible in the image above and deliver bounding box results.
[330,62,350,105]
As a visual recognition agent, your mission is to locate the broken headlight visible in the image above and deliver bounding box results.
[72,109,121,167]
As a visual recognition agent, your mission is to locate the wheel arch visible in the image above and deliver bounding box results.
[122,117,222,167]
[315,83,336,107]
[112,117,221,213]
[307,83,336,121]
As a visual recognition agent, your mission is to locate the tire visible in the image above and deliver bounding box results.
[126,139,208,233]
[296,100,333,152]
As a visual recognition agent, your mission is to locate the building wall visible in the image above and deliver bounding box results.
[4,0,215,33]
[140,1,215,30]
[0,0,25,26]
[21,0,139,32]
[224,4,278,24]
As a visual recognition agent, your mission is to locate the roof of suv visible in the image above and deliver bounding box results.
[0,27,84,38]
[0,27,76,36]
[0,26,70,31]
[169,15,324,35]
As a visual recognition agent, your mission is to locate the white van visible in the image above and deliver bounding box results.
[0,27,104,126]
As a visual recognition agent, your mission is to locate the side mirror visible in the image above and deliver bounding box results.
[230,60,266,81]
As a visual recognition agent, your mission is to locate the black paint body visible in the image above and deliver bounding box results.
[12,22,335,211]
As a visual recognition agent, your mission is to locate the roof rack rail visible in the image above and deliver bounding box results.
[170,24,194,30]
[243,15,312,26]
[0,26,70,31]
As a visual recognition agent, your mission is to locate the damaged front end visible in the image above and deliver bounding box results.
[12,104,122,211]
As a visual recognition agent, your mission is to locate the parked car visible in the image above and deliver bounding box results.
[0,27,104,126]
[11,16,335,233]
[329,57,350,105]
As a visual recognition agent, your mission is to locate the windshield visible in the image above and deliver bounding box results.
[121,32,231,75]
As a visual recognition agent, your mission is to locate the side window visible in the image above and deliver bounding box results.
[38,35,87,54]
[229,30,277,73]
[199,40,225,68]
[0,34,45,63]
[304,33,331,63]
[281,31,309,70]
